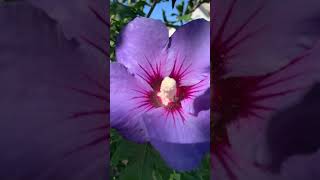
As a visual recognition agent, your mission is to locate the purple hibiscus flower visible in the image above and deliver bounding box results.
[111,17,210,170]
[212,0,320,179]
[0,1,108,179]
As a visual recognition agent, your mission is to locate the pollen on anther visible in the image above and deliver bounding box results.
[157,76,177,106]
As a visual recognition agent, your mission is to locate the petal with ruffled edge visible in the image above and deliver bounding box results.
[167,19,210,85]
[110,62,149,143]
[143,108,209,170]
[151,140,209,171]
[193,88,210,115]
[26,0,108,40]
[164,19,210,116]
[116,17,169,76]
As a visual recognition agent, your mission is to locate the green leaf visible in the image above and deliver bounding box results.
[176,1,185,13]
[110,129,211,180]
[118,144,153,180]
[169,172,181,180]
[162,9,168,23]
[177,14,192,21]
[134,1,149,9]
[111,130,174,180]
[181,173,198,180]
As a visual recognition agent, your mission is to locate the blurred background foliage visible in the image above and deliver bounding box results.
[110,0,210,179]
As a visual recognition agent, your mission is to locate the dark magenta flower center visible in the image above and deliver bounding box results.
[132,57,206,121]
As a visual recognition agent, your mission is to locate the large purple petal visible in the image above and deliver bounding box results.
[26,0,108,39]
[143,109,210,144]
[163,19,210,117]
[110,62,148,143]
[213,0,320,77]
[151,140,209,171]
[212,0,320,179]
[0,2,107,179]
[143,109,209,171]
[193,88,210,115]
[116,17,169,76]
[168,19,210,85]
[256,83,320,173]
[25,0,109,57]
